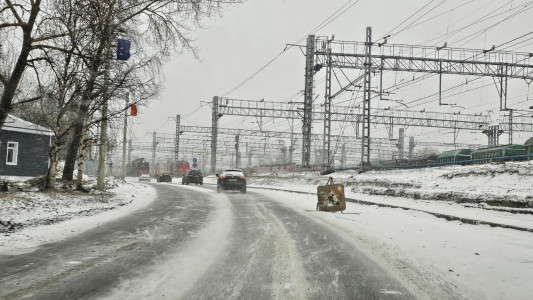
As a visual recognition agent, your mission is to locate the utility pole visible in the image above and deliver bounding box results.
[397,128,405,159]
[211,96,219,173]
[408,136,415,162]
[323,36,333,171]
[235,134,239,168]
[508,109,513,144]
[202,141,206,172]
[175,115,181,177]
[248,146,253,168]
[361,26,372,170]
[281,146,287,168]
[302,35,315,169]
[152,132,157,175]
[121,94,129,180]
[341,143,346,168]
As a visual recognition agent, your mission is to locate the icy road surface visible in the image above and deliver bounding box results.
[0,183,422,299]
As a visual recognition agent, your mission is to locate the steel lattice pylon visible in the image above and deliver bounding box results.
[323,41,332,169]
[309,26,533,169]
[211,96,219,173]
[174,115,180,177]
[361,27,372,168]
[302,35,315,168]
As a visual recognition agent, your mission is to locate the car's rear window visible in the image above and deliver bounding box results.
[190,170,202,175]
[222,171,244,177]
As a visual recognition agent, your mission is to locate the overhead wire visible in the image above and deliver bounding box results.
[378,0,519,102]
[221,0,362,98]
[390,31,533,110]
[375,5,533,112]
[386,0,449,41]
[344,1,533,154]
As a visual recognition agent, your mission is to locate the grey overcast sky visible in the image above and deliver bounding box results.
[129,0,533,148]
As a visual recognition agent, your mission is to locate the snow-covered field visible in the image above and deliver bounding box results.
[1,161,533,299]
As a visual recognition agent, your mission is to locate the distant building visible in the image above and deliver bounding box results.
[0,115,53,177]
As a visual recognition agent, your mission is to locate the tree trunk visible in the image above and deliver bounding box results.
[62,129,80,180]
[76,118,88,190]
[44,144,60,190]
[96,1,115,190]
[62,71,97,180]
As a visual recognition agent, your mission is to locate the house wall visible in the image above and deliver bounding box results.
[0,130,50,177]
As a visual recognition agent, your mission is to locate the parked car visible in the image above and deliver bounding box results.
[216,169,246,193]
[138,174,151,182]
[182,170,203,185]
[157,173,172,183]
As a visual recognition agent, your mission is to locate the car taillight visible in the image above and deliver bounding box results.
[220,175,226,179]
[189,175,193,177]
[240,176,246,180]
[200,175,203,177]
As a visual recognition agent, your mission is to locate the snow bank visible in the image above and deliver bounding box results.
[0,179,156,255]
[248,161,533,208]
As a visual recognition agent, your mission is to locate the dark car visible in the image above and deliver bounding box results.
[216,169,246,193]
[157,173,172,183]
[182,170,203,185]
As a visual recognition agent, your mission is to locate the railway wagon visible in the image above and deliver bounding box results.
[524,137,533,160]
[128,158,150,176]
[470,144,526,163]
[437,149,473,164]
[409,154,438,166]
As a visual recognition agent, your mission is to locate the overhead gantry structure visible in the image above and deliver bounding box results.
[211,97,532,167]
[307,27,533,170]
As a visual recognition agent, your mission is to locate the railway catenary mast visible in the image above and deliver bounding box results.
[302,35,316,169]
[134,125,493,171]
[211,96,219,173]
[311,26,533,171]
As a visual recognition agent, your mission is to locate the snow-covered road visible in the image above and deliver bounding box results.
[1,161,533,299]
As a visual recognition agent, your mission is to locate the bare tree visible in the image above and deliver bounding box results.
[2,0,243,189]
[59,0,243,188]
[0,0,56,129]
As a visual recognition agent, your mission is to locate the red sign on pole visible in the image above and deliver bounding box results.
[130,104,137,116]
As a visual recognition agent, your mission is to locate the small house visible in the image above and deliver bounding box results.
[0,115,53,177]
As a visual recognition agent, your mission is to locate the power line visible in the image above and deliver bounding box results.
[386,0,448,40]
[222,0,362,97]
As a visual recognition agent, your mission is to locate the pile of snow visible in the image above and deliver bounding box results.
[0,177,156,254]
[248,161,533,208]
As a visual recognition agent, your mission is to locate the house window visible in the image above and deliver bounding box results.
[7,142,18,165]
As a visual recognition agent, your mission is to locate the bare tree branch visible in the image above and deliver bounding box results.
[5,0,25,25]
[0,22,22,30]
[13,95,42,106]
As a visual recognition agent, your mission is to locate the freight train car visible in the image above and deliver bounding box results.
[524,137,533,160]
[470,145,526,163]
[437,149,473,164]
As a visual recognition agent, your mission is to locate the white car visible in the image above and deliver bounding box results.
[138,174,151,182]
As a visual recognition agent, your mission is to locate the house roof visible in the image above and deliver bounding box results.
[2,115,54,136]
